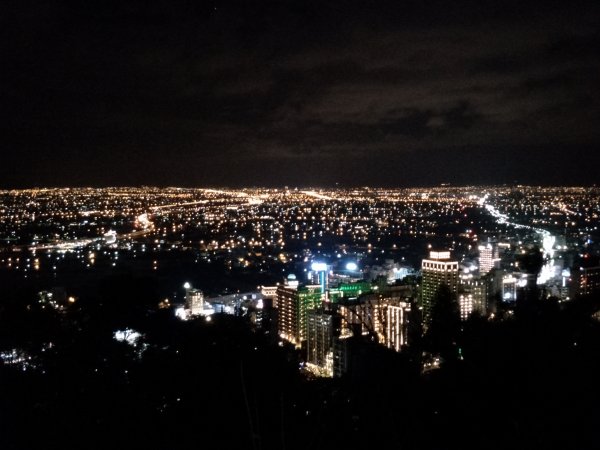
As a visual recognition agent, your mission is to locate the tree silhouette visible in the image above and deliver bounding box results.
[424,283,460,361]
[516,245,545,312]
[517,244,544,276]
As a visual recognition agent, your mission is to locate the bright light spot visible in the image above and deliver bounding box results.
[311,262,327,271]
[175,307,188,320]
[113,329,142,346]
[345,262,358,271]
[542,234,555,258]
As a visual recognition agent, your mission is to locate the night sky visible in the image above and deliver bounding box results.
[3,0,600,188]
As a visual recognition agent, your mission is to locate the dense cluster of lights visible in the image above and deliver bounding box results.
[0,187,597,285]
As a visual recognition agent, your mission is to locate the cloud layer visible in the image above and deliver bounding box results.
[2,0,600,186]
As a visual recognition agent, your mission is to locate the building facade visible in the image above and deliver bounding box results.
[277,285,323,346]
[571,266,600,298]
[186,288,204,315]
[421,251,459,325]
[478,241,501,275]
[459,273,488,318]
[306,311,337,376]
[385,301,411,351]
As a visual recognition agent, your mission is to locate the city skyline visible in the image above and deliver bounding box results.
[3,2,600,446]
[1,185,599,448]
[3,0,600,188]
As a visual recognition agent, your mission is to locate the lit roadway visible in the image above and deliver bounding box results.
[23,230,153,252]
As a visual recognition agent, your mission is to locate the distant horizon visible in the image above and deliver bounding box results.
[3,2,599,189]
[2,183,598,191]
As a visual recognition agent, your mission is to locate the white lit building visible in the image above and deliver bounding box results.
[459,273,488,317]
[421,251,459,325]
[458,293,474,320]
[259,285,278,299]
[478,241,501,275]
[385,301,411,351]
[186,288,204,315]
[338,295,411,352]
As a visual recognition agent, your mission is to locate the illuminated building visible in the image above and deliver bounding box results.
[259,285,278,299]
[385,301,411,351]
[328,280,372,303]
[459,273,488,318]
[338,297,386,341]
[338,294,410,351]
[571,265,600,298]
[185,287,204,315]
[458,293,473,320]
[421,251,459,325]
[502,275,518,302]
[276,284,322,347]
[306,310,338,377]
[478,240,500,275]
[310,262,328,294]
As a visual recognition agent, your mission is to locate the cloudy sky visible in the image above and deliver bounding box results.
[2,0,600,187]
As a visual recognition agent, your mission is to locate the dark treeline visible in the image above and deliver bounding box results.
[1,274,600,449]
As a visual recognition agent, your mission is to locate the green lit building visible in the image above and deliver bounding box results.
[328,281,372,303]
[277,284,323,346]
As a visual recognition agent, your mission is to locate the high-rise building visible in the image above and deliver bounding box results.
[338,296,386,342]
[385,301,411,351]
[338,294,411,351]
[478,240,501,275]
[459,273,488,318]
[277,284,322,346]
[502,274,518,302]
[458,293,473,320]
[306,310,337,377]
[421,251,459,325]
[259,285,278,299]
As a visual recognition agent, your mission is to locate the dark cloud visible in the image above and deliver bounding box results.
[1,0,600,187]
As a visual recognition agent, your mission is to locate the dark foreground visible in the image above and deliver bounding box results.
[1,276,600,450]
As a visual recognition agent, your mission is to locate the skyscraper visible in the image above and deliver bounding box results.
[277,284,322,346]
[478,240,501,275]
[337,294,411,350]
[459,273,489,318]
[421,251,459,325]
[385,301,411,351]
[306,310,337,376]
